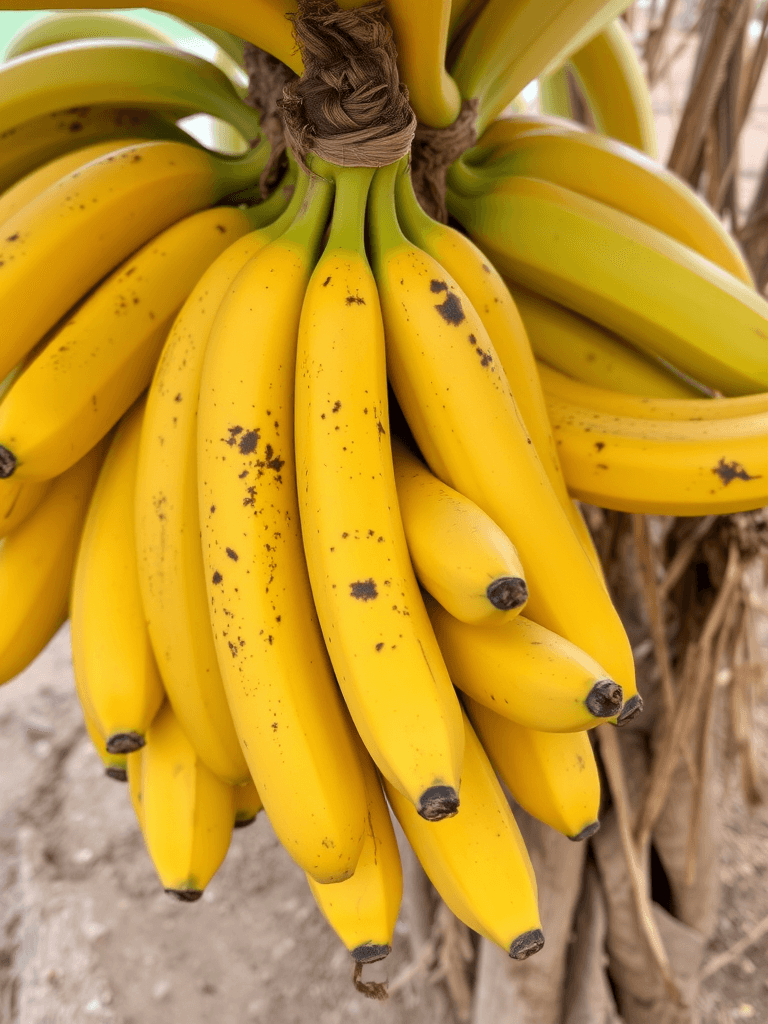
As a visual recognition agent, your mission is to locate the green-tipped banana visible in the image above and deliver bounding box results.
[4,12,176,60]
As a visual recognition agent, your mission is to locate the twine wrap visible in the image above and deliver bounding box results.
[244,42,298,196]
[411,98,478,223]
[280,0,416,168]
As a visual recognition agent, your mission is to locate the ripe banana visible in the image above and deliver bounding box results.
[0,203,261,483]
[296,163,463,819]
[0,440,103,685]
[392,436,528,624]
[0,2,301,74]
[369,160,638,703]
[71,400,165,753]
[234,780,263,827]
[451,0,634,133]
[141,701,236,900]
[464,695,601,840]
[469,113,588,160]
[449,175,768,395]
[81,698,129,782]
[538,67,575,120]
[0,138,267,388]
[4,11,176,60]
[428,595,623,730]
[0,136,149,227]
[0,106,193,195]
[455,126,752,286]
[385,709,544,960]
[568,18,657,157]
[136,180,300,786]
[127,748,144,826]
[198,170,369,883]
[509,285,704,398]
[307,737,402,964]
[394,162,606,578]
[539,362,768,420]
[544,390,768,515]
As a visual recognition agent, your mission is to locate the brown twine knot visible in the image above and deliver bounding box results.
[410,98,478,223]
[352,961,389,1001]
[243,42,298,197]
[280,0,416,168]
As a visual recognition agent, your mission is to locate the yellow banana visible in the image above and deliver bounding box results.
[539,362,768,420]
[82,701,129,782]
[71,400,165,754]
[141,701,235,900]
[469,113,588,159]
[449,175,768,396]
[307,737,402,964]
[136,180,298,786]
[4,11,176,59]
[465,695,601,840]
[369,160,637,705]
[127,749,144,827]
[296,163,463,819]
[509,285,704,398]
[0,138,268,388]
[198,170,369,883]
[234,780,263,827]
[392,436,528,624]
[568,18,657,157]
[0,5,300,73]
[394,163,606,578]
[455,127,752,286]
[448,0,487,41]
[0,106,193,196]
[0,202,262,483]
[0,476,49,539]
[451,0,634,134]
[538,66,575,120]
[544,390,768,516]
[0,136,150,226]
[0,441,103,684]
[385,709,544,959]
[428,595,623,730]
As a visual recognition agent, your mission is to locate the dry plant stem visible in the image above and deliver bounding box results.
[710,0,751,219]
[645,0,680,85]
[729,612,763,805]
[634,540,743,848]
[430,903,474,1023]
[597,726,683,1004]
[633,515,676,716]
[659,515,718,599]
[352,962,389,1001]
[699,907,768,979]
[736,0,768,128]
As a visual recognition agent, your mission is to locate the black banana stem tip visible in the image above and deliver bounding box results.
[165,888,204,903]
[417,785,460,821]
[584,680,623,718]
[0,446,16,478]
[615,694,644,727]
[233,814,257,829]
[569,820,600,842]
[104,766,128,783]
[351,943,392,964]
[509,929,545,961]
[486,576,528,611]
[105,731,145,755]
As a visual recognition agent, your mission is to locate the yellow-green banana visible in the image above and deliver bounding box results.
[136,180,298,786]
[392,436,528,624]
[0,203,260,483]
[71,400,165,753]
[141,701,236,900]
[0,441,103,684]
[465,695,601,840]
[449,175,768,396]
[4,11,176,60]
[370,160,637,704]
[385,709,544,959]
[0,138,267,393]
[198,170,369,883]
[428,595,624,730]
[234,780,263,827]
[307,736,402,963]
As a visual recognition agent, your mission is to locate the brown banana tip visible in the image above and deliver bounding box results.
[486,576,528,611]
[104,766,128,783]
[417,785,460,821]
[584,679,623,718]
[165,888,203,903]
[569,820,600,842]
[0,447,16,478]
[351,943,391,964]
[105,731,145,755]
[509,929,545,961]
[615,694,644,726]
[234,814,257,829]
